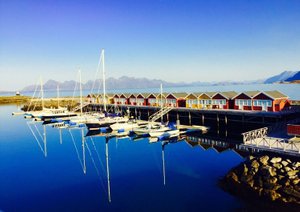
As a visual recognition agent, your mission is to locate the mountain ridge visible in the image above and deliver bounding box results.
[21,71,300,92]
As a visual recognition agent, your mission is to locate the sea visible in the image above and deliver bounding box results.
[0,84,299,211]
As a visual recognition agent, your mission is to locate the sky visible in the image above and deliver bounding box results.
[0,0,300,91]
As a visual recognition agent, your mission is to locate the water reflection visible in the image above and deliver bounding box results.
[25,119,249,205]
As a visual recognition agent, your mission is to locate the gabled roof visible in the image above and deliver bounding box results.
[213,91,238,99]
[185,93,198,99]
[156,92,169,98]
[147,93,158,98]
[119,93,130,98]
[264,90,288,99]
[166,92,188,99]
[138,93,151,98]
[201,92,217,98]
[232,91,260,99]
[112,94,119,98]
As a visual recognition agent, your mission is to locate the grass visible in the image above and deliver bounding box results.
[0,96,30,104]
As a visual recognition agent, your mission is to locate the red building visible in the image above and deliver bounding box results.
[252,90,289,112]
[233,91,260,110]
[147,93,158,106]
[165,93,188,107]
[211,91,237,109]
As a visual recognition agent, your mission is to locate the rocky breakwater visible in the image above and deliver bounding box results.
[222,155,300,206]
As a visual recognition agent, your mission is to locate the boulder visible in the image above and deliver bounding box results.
[270,157,282,164]
[281,160,289,167]
[287,170,299,178]
[287,159,292,163]
[259,156,269,165]
[251,160,260,170]
[226,171,240,184]
[285,166,292,172]
[293,162,300,168]
[283,186,300,199]
[293,178,300,185]
[261,166,277,177]
[273,163,283,170]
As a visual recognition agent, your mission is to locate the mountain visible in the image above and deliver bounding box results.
[285,71,300,82]
[20,71,299,92]
[264,71,297,84]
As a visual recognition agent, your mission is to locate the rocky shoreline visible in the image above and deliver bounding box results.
[221,155,300,208]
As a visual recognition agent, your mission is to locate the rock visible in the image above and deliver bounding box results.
[292,178,300,185]
[278,175,285,181]
[285,166,292,172]
[259,156,269,165]
[263,189,281,201]
[273,163,282,170]
[293,162,300,168]
[227,172,240,184]
[248,155,255,161]
[281,160,289,167]
[243,164,248,175]
[287,170,299,178]
[287,159,292,163]
[261,166,277,177]
[251,160,260,170]
[270,157,282,164]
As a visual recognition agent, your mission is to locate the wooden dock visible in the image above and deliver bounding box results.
[241,127,300,157]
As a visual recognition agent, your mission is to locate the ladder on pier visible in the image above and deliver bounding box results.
[72,102,89,112]
[149,106,173,122]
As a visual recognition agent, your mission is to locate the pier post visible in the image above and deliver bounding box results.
[202,114,204,125]
[189,112,191,125]
[167,113,169,122]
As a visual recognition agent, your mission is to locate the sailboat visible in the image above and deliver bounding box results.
[26,78,77,121]
[86,49,128,131]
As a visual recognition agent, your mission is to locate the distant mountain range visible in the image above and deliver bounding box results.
[20,71,300,92]
[264,71,299,83]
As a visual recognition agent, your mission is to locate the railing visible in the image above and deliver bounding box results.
[241,127,268,143]
[148,106,173,122]
[72,102,90,112]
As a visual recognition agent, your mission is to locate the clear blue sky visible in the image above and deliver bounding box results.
[1,0,300,91]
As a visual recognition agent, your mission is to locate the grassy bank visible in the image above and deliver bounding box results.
[0,96,30,104]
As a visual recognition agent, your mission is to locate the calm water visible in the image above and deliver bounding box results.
[0,105,248,211]
[2,83,300,99]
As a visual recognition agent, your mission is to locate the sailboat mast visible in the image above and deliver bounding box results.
[41,77,44,110]
[79,69,83,116]
[106,139,112,202]
[57,85,60,108]
[160,83,163,122]
[162,144,166,185]
[102,49,107,112]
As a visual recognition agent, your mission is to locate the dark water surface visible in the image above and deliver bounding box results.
[0,105,246,211]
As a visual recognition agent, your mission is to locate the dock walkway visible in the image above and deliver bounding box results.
[241,127,300,157]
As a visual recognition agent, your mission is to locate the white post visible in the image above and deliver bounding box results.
[106,140,112,202]
[41,77,44,110]
[102,49,107,112]
[79,69,83,116]
[81,128,86,174]
[43,125,47,157]
[57,85,60,108]
[59,128,62,144]
[162,144,166,186]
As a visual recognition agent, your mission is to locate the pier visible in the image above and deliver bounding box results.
[241,127,300,156]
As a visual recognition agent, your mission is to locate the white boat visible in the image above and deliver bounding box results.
[86,116,129,130]
[149,129,179,138]
[133,123,170,136]
[110,120,139,131]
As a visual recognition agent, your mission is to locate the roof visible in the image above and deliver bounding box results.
[232,91,261,99]
[156,93,169,98]
[185,93,198,99]
[201,92,217,98]
[264,90,288,99]
[213,91,238,99]
[147,93,158,98]
[166,92,188,99]
[138,93,151,98]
